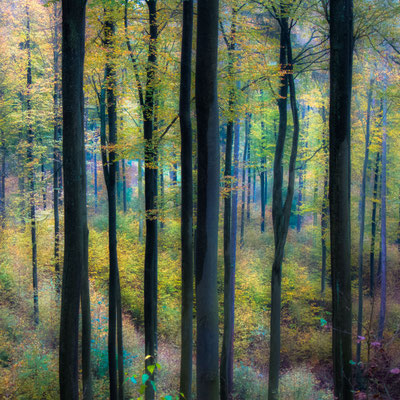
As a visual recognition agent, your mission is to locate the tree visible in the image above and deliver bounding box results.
[102,7,124,399]
[378,90,388,341]
[329,0,354,398]
[52,1,62,295]
[268,5,300,399]
[179,0,194,398]
[59,1,90,398]
[195,0,220,397]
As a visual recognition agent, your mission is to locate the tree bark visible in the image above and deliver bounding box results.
[26,4,39,327]
[143,2,158,398]
[0,131,5,229]
[268,15,299,400]
[195,0,220,397]
[321,107,329,295]
[221,13,238,399]
[356,77,373,372]
[59,1,88,398]
[378,94,388,341]
[240,115,249,248]
[179,1,194,398]
[53,2,61,294]
[369,152,380,296]
[103,11,124,398]
[329,0,354,398]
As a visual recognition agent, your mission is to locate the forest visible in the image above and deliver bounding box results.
[0,0,399,399]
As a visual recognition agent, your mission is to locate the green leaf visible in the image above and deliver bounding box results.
[147,364,155,374]
[142,374,150,384]
[320,318,327,327]
[349,360,356,365]
[150,380,157,392]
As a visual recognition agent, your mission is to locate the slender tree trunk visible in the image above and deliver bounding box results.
[0,131,5,229]
[329,0,354,398]
[59,1,88,398]
[81,226,93,400]
[268,16,299,399]
[356,77,373,372]
[138,159,144,243]
[240,116,249,248]
[122,159,127,213]
[160,165,164,230]
[221,14,237,400]
[26,5,39,327]
[246,121,251,221]
[369,153,380,297]
[103,12,123,399]
[53,2,61,294]
[94,151,98,212]
[143,3,158,398]
[179,1,194,398]
[195,0,220,396]
[378,94,388,341]
[260,120,266,233]
[321,108,329,295]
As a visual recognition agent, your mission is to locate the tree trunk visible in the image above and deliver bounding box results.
[356,77,373,373]
[378,94,388,341]
[122,159,127,213]
[179,1,194,398]
[260,120,266,233]
[321,108,328,295]
[329,0,354,397]
[103,12,124,399]
[59,1,88,398]
[246,121,251,221]
[143,2,158,398]
[0,131,5,229]
[268,16,299,399]
[369,152,380,296]
[195,0,220,397]
[53,2,61,294]
[26,5,39,327]
[240,115,249,248]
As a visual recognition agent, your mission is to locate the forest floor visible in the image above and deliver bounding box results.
[1,207,400,399]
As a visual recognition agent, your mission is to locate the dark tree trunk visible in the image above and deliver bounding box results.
[260,121,266,233]
[240,115,249,248]
[195,0,220,397]
[53,2,61,294]
[94,151,98,212]
[143,2,158,398]
[246,122,251,221]
[26,5,39,327]
[41,159,47,210]
[321,108,329,295]
[138,159,144,243]
[356,77,373,373]
[329,0,354,398]
[81,226,93,400]
[268,15,299,400]
[0,131,5,228]
[179,1,194,398]
[378,94,388,341]
[122,159,127,213]
[221,14,237,400]
[159,165,164,230]
[103,12,124,399]
[59,1,88,398]
[369,152,380,296]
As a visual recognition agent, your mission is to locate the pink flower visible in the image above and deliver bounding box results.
[357,336,366,343]
[390,368,400,374]
[371,341,381,347]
